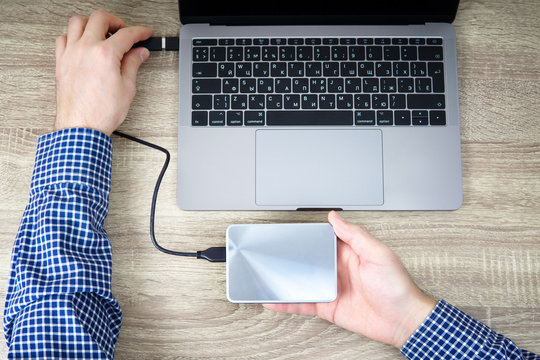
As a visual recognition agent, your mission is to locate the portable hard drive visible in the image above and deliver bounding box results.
[226,223,337,303]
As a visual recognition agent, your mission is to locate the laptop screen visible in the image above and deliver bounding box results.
[179,0,460,25]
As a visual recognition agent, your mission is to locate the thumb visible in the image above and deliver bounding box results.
[328,211,383,257]
[121,47,149,81]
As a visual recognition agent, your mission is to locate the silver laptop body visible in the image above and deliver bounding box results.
[177,2,462,210]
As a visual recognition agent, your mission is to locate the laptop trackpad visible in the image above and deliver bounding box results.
[255,129,383,206]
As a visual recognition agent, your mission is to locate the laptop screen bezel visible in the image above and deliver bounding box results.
[179,0,460,25]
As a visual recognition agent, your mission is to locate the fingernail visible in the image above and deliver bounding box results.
[140,48,150,62]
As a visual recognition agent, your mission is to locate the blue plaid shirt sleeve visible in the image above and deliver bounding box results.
[3,128,121,359]
[401,300,539,360]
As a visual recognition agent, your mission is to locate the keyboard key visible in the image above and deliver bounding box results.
[279,46,295,60]
[219,39,234,45]
[323,62,340,76]
[375,62,392,76]
[354,95,370,109]
[340,38,356,45]
[328,78,344,92]
[254,38,269,45]
[254,62,270,77]
[314,47,331,60]
[319,94,336,109]
[262,46,278,61]
[284,95,301,109]
[430,111,446,125]
[323,38,339,45]
[407,94,445,109]
[227,47,243,61]
[412,110,429,125]
[375,38,391,45]
[398,78,414,92]
[223,79,239,93]
[401,46,417,60]
[271,62,286,77]
[266,94,283,109]
[301,95,318,109]
[372,94,388,109]
[383,46,400,60]
[306,62,322,77]
[192,63,217,77]
[393,62,409,76]
[297,46,313,60]
[192,95,211,110]
[214,95,230,109]
[380,78,397,92]
[310,78,327,93]
[427,38,443,45]
[306,38,322,45]
[193,39,217,46]
[415,78,432,92]
[227,111,243,126]
[409,38,426,45]
[257,78,274,93]
[245,111,265,126]
[357,38,374,45]
[240,78,256,93]
[337,94,353,109]
[345,78,362,93]
[288,62,304,77]
[428,62,445,92]
[192,79,220,93]
[210,47,226,61]
[271,38,287,45]
[363,78,379,93]
[410,62,427,76]
[267,111,353,125]
[358,62,374,76]
[244,47,260,61]
[394,110,411,125]
[392,38,408,45]
[341,62,357,77]
[390,94,406,109]
[275,78,292,93]
[293,78,309,93]
[349,46,365,60]
[332,46,348,60]
[209,111,225,126]
[288,38,304,45]
[236,63,252,77]
[192,111,208,126]
[236,38,251,45]
[249,95,265,109]
[231,95,247,109]
[366,46,382,60]
[355,110,375,125]
[377,111,393,125]
[193,47,208,61]
[218,63,234,77]
[419,46,443,60]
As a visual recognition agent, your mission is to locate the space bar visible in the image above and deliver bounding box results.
[267,111,353,126]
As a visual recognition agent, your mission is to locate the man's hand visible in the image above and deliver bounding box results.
[264,211,437,349]
[54,10,153,136]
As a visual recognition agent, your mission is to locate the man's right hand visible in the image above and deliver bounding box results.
[55,10,153,136]
[264,211,437,349]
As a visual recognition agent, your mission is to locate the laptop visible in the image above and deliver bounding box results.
[177,0,463,210]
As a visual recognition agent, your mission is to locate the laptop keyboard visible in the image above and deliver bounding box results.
[191,37,446,127]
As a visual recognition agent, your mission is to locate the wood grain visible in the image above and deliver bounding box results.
[0,0,539,358]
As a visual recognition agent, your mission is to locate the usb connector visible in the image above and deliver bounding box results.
[133,37,179,51]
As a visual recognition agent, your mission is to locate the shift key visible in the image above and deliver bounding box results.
[407,94,445,109]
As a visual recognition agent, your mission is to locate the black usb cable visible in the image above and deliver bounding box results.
[113,130,225,261]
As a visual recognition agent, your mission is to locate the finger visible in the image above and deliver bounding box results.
[84,9,126,40]
[328,211,381,257]
[121,47,150,80]
[66,15,88,44]
[263,303,318,316]
[108,26,154,55]
[55,35,67,62]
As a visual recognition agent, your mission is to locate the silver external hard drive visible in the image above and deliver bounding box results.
[226,223,337,303]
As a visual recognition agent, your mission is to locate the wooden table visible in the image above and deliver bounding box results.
[0,0,538,358]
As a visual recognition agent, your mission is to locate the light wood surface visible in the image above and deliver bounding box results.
[0,0,539,358]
